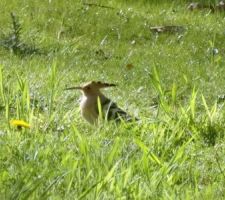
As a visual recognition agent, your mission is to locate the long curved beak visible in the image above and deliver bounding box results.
[64,86,83,90]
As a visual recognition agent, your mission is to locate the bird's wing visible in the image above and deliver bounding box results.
[100,98,133,122]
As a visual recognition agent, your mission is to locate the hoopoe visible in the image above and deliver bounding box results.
[65,81,135,124]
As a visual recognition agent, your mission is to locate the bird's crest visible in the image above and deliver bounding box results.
[65,81,116,90]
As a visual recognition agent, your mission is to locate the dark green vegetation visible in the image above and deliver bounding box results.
[0,0,225,199]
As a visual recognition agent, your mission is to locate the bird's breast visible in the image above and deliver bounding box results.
[80,97,98,124]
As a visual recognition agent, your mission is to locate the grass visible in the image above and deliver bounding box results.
[0,0,225,199]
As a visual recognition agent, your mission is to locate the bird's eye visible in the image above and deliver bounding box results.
[86,86,91,90]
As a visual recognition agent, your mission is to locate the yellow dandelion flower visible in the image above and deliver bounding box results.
[10,120,30,129]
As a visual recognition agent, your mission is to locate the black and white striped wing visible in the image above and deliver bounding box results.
[101,98,133,122]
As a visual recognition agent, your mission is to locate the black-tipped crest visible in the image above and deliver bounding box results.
[65,81,116,91]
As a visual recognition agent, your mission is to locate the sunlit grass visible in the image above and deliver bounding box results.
[0,0,225,199]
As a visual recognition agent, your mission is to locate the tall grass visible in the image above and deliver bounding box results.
[0,0,224,199]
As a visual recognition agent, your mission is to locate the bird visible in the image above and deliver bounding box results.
[65,81,136,124]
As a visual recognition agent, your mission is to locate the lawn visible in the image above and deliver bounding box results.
[0,0,225,199]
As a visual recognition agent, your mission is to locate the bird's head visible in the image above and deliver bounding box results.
[65,81,116,96]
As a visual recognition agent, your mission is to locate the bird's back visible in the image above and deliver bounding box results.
[100,97,134,122]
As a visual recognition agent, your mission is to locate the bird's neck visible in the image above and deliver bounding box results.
[83,92,106,102]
